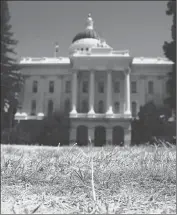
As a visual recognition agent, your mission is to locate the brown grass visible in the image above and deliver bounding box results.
[1,143,176,214]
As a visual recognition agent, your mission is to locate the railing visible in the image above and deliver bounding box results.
[111,50,130,56]
[15,112,44,120]
[70,113,132,119]
[20,57,70,64]
[15,112,132,120]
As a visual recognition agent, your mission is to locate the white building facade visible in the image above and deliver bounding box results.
[15,14,173,146]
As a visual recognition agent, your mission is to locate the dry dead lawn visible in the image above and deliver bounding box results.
[1,144,176,214]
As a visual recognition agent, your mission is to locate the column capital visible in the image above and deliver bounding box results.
[124,67,131,75]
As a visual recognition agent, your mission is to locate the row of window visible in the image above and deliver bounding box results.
[31,99,54,116]
[30,100,137,117]
[32,80,155,94]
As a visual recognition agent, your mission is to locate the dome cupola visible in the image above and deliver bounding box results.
[69,14,111,55]
[72,13,99,43]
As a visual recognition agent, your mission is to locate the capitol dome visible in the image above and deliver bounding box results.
[72,29,99,43]
[69,14,111,55]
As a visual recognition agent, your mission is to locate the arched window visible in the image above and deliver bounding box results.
[114,102,120,113]
[64,99,70,113]
[81,100,88,113]
[131,101,137,117]
[98,100,104,113]
[98,81,104,93]
[148,81,154,94]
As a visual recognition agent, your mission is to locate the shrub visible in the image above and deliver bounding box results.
[131,102,176,145]
[36,111,70,146]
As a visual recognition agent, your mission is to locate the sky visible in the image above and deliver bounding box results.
[8,1,172,59]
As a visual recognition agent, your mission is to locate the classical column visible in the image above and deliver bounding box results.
[139,75,146,107]
[69,127,77,145]
[88,70,95,116]
[124,67,131,115]
[106,128,112,145]
[70,70,78,116]
[88,127,95,145]
[37,76,45,119]
[106,70,113,115]
[124,125,131,146]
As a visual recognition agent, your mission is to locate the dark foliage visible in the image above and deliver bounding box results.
[1,0,23,130]
[131,101,176,145]
[36,111,71,146]
[1,111,71,146]
[163,0,176,110]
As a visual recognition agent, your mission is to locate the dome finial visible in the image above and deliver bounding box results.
[86,13,94,30]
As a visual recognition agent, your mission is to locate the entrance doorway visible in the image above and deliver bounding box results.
[76,125,88,146]
[94,126,106,146]
[112,126,124,146]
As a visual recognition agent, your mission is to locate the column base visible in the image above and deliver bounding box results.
[70,109,78,117]
[87,109,95,118]
[124,110,131,115]
[106,107,113,118]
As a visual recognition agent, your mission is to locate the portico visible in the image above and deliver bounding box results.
[69,66,132,145]
[69,67,132,118]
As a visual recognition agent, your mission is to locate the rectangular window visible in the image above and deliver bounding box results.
[49,81,54,93]
[64,99,70,114]
[65,81,71,93]
[48,100,53,116]
[114,81,120,93]
[131,101,137,117]
[31,100,36,115]
[148,81,154,94]
[131,81,137,93]
[82,81,88,93]
[98,81,104,93]
[32,81,38,93]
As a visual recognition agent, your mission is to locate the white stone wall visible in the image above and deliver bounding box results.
[21,65,71,115]
[20,62,171,116]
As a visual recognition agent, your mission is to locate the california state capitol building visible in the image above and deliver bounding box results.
[15,14,173,146]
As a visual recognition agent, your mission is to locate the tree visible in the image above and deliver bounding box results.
[163,0,176,111]
[37,111,71,146]
[131,101,175,145]
[1,0,23,129]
